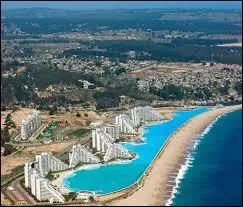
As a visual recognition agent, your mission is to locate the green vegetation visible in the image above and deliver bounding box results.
[234,82,242,95]
[63,192,77,202]
[93,91,120,109]
[45,171,55,181]
[1,124,17,156]
[4,114,16,129]
[150,84,184,100]
[64,40,242,64]
[70,128,91,137]
[1,8,242,109]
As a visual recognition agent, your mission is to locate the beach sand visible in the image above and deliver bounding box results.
[51,164,101,195]
[103,104,242,206]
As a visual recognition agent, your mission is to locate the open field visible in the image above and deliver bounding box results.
[70,128,91,137]
[129,62,202,78]
[1,139,78,176]
[41,110,108,126]
[10,108,34,128]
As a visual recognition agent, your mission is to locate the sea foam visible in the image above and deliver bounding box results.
[165,114,223,206]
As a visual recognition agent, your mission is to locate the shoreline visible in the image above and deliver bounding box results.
[50,108,176,194]
[106,104,242,206]
[50,105,241,205]
[51,158,137,195]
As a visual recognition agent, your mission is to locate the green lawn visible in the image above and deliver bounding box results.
[70,128,91,137]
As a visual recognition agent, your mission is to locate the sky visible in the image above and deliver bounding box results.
[1,1,242,10]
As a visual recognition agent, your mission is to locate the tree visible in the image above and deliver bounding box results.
[45,171,55,181]
[64,192,77,201]
[210,62,214,66]
[115,67,126,76]
[76,112,81,117]
[3,127,10,142]
[1,106,6,111]
[49,109,54,115]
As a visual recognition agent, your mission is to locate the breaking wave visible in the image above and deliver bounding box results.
[165,114,223,206]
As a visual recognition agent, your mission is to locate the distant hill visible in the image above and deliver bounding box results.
[1,8,242,35]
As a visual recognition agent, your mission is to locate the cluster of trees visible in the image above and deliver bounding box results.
[1,63,95,105]
[150,84,215,101]
[1,121,17,156]
[18,38,71,45]
[150,84,184,100]
[63,40,242,65]
[234,82,242,95]
[1,60,22,72]
[45,171,55,181]
[93,91,120,109]
[63,192,77,202]
[1,70,37,105]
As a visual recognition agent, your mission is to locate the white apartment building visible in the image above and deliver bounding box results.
[104,125,120,140]
[30,169,65,203]
[69,144,100,168]
[24,152,68,203]
[35,152,69,177]
[92,127,133,162]
[21,109,42,140]
[92,128,115,153]
[104,143,133,162]
[131,106,164,127]
[115,114,136,134]
[25,162,36,188]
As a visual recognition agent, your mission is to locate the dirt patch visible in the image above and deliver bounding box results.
[10,108,34,128]
[1,140,78,176]
[1,192,11,205]
[41,110,111,127]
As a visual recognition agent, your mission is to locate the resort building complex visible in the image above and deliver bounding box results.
[116,106,164,134]
[115,114,136,134]
[92,126,134,161]
[21,110,42,140]
[92,128,115,153]
[35,152,69,177]
[23,106,163,203]
[104,143,133,162]
[69,144,100,168]
[30,169,65,203]
[131,106,164,127]
[24,153,69,203]
[104,125,120,140]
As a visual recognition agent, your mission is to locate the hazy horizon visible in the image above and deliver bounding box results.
[1,1,242,11]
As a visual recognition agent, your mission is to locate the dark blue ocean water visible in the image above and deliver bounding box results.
[172,109,242,206]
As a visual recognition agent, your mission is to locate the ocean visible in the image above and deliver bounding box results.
[169,109,242,206]
[62,107,209,194]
